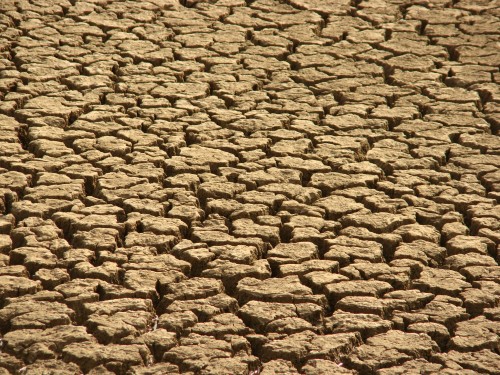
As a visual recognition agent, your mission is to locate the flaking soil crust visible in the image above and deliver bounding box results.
[0,0,499,374]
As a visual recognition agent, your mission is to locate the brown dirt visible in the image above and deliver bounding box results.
[0,0,498,374]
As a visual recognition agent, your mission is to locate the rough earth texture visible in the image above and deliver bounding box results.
[0,0,499,374]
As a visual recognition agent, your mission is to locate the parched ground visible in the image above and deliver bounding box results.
[0,0,499,374]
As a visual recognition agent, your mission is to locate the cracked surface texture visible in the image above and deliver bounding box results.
[0,0,499,374]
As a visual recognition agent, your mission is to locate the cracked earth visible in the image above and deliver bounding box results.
[0,0,499,374]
